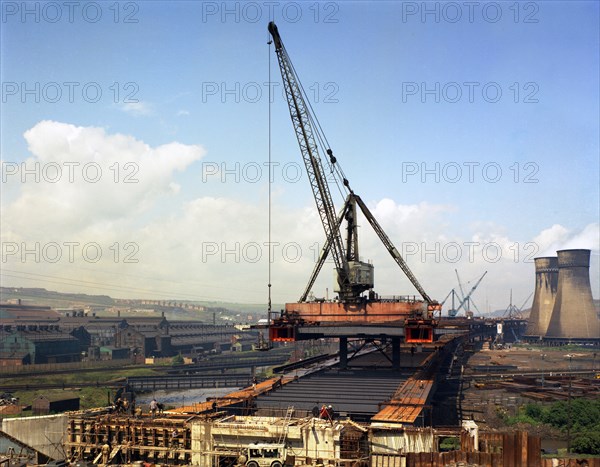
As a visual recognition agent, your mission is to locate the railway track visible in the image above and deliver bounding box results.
[449,368,599,381]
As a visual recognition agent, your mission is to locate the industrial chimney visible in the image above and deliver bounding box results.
[545,249,599,341]
[525,257,558,339]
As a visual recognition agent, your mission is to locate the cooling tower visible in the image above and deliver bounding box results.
[545,249,599,340]
[525,257,558,338]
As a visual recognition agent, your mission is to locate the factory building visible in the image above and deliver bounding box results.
[0,326,82,364]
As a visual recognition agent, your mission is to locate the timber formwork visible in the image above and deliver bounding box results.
[65,413,195,465]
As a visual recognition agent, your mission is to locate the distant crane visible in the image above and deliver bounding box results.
[440,288,458,316]
[455,270,467,308]
[449,270,487,317]
[439,289,454,307]
[503,290,533,320]
[502,290,533,343]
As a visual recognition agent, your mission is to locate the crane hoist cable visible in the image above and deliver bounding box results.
[267,30,273,317]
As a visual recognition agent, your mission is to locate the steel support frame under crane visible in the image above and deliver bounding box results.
[301,194,433,305]
[267,22,439,344]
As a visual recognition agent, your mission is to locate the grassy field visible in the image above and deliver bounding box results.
[5,366,158,414]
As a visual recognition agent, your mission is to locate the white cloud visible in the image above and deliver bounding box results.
[535,223,600,256]
[2,121,597,310]
[2,120,204,238]
[176,110,190,117]
[121,101,154,116]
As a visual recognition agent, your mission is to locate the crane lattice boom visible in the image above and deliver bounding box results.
[268,22,352,299]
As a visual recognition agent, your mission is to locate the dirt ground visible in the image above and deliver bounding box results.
[459,344,599,431]
[466,345,598,375]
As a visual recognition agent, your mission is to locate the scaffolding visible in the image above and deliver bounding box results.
[64,413,193,465]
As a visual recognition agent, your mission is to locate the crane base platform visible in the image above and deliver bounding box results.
[269,299,435,343]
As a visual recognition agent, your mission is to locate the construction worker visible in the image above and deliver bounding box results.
[171,428,180,447]
[150,398,158,418]
[327,405,335,421]
[101,442,110,464]
[235,453,247,467]
[125,441,132,463]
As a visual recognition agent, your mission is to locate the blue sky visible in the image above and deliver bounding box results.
[1,1,599,312]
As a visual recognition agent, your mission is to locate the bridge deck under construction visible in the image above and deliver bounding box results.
[58,332,578,466]
[63,346,443,465]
